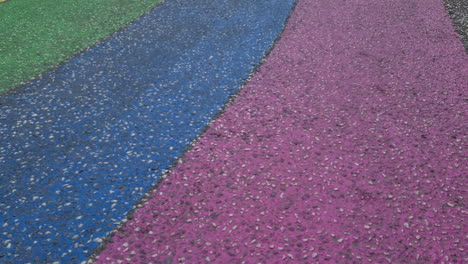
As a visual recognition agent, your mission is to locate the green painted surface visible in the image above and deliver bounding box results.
[0,0,162,94]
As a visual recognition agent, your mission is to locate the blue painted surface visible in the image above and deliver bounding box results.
[0,0,295,263]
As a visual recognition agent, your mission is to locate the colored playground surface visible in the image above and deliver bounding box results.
[1,0,467,263]
[0,0,296,262]
[95,0,468,262]
[0,0,162,94]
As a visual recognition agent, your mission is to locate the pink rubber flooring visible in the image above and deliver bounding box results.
[95,0,467,263]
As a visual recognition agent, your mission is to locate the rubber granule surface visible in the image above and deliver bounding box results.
[0,0,296,263]
[96,0,467,263]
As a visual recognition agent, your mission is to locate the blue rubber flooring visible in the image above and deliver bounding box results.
[0,0,296,262]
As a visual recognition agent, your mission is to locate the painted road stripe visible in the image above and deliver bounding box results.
[0,0,296,262]
[95,0,467,262]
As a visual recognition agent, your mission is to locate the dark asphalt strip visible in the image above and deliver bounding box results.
[445,0,468,53]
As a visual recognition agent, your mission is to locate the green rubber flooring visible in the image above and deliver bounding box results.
[0,0,162,94]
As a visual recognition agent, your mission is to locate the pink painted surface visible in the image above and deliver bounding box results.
[96,0,467,263]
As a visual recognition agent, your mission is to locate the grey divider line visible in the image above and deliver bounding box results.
[445,0,468,53]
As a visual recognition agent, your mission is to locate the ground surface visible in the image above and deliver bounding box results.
[445,0,468,53]
[0,0,162,94]
[0,0,295,263]
[1,0,467,263]
[96,0,467,263]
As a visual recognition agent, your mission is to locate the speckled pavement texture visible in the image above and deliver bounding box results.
[445,0,468,53]
[0,0,163,93]
[0,0,296,263]
[95,0,467,263]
